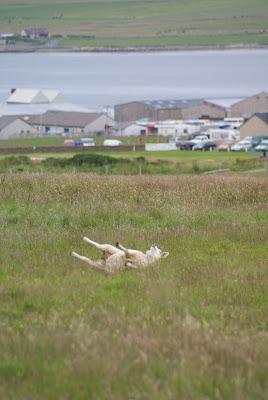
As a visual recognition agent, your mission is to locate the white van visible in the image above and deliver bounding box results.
[103,139,123,147]
[81,138,95,147]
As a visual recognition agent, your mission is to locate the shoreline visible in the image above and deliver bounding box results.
[1,44,268,54]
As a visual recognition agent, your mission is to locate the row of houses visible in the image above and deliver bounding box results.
[114,92,268,122]
[0,28,49,40]
[0,111,114,140]
[1,110,268,140]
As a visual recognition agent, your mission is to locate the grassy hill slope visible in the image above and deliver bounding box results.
[0,0,268,48]
[0,174,268,398]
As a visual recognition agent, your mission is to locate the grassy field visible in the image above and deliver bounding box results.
[0,135,168,148]
[0,151,265,175]
[0,136,264,174]
[0,173,268,399]
[0,0,268,48]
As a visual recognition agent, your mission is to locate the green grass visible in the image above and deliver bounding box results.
[0,0,268,47]
[0,135,167,148]
[0,173,268,399]
[0,151,263,174]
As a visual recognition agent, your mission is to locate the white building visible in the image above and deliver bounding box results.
[0,116,37,140]
[115,122,147,136]
[6,89,66,105]
[29,110,115,136]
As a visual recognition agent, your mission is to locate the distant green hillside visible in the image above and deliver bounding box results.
[0,0,268,48]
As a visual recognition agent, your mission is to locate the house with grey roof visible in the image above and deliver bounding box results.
[0,115,37,140]
[240,113,268,139]
[114,122,148,136]
[114,99,226,122]
[21,28,49,39]
[230,92,268,118]
[29,110,115,136]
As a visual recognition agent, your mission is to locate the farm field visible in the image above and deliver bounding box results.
[0,0,268,48]
[0,135,262,173]
[0,136,167,148]
[0,173,268,399]
[0,151,264,175]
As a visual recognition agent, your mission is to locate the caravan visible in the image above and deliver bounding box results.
[205,129,239,142]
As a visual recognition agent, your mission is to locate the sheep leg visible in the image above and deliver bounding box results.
[71,251,106,271]
[83,237,119,255]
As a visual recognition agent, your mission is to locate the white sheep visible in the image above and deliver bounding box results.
[71,237,169,274]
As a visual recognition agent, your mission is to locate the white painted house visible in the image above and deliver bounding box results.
[41,90,66,104]
[7,89,48,104]
[29,110,115,136]
[7,89,66,104]
[0,116,37,140]
[115,122,147,136]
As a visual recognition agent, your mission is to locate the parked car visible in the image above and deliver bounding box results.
[192,141,217,151]
[251,136,268,149]
[103,139,123,147]
[179,141,195,150]
[231,140,252,152]
[217,142,233,152]
[254,139,268,152]
[81,138,95,147]
[64,139,82,146]
[190,135,210,145]
[170,138,191,149]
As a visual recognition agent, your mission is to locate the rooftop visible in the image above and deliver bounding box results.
[7,89,48,104]
[22,28,49,35]
[255,113,268,124]
[29,110,103,128]
[0,115,26,130]
[142,99,204,109]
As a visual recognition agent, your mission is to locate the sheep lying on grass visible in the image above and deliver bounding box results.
[71,237,169,274]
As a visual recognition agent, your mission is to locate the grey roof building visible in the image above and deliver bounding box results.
[21,28,49,38]
[0,115,37,140]
[240,112,268,139]
[114,99,226,122]
[229,92,268,118]
[29,110,114,136]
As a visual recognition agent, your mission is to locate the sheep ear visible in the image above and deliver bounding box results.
[161,252,169,258]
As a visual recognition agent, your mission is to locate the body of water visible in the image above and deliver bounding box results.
[0,50,268,110]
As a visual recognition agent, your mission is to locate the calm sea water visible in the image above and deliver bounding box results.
[0,50,268,110]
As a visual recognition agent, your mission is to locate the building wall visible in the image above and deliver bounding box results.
[114,101,226,122]
[115,124,147,136]
[181,102,226,120]
[230,92,268,118]
[240,116,268,139]
[114,102,154,122]
[156,108,183,120]
[85,115,115,134]
[32,124,83,136]
[0,119,37,140]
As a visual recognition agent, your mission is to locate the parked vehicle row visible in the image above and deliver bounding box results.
[170,135,268,152]
[64,139,123,147]
[63,135,268,152]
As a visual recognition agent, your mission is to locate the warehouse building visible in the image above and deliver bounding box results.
[7,88,66,104]
[240,113,268,139]
[229,92,268,118]
[114,99,226,122]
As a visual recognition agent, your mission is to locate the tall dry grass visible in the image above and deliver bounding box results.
[0,174,268,399]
